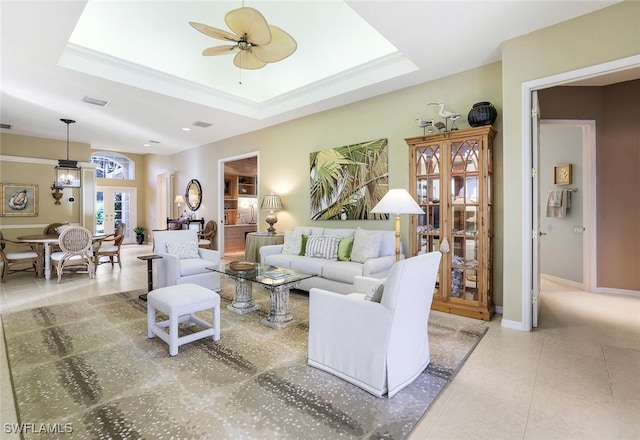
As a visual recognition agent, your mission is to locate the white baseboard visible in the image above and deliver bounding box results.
[540,273,584,290]
[495,305,503,314]
[593,287,640,297]
[501,319,529,331]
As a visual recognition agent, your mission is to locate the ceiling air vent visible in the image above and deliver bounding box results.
[149,140,160,144]
[0,123,12,130]
[193,121,212,128]
[82,96,110,107]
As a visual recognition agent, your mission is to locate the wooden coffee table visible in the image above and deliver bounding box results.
[209,263,314,330]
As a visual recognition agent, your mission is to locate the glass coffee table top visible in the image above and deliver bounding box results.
[209,263,315,288]
[208,263,315,330]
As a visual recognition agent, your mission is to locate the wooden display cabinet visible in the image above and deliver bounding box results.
[406,125,496,320]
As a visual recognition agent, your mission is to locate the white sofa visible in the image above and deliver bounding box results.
[259,226,401,294]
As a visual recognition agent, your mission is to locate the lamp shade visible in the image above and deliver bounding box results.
[174,195,185,204]
[260,194,283,211]
[370,189,423,215]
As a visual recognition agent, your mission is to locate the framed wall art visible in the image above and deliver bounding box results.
[553,163,572,185]
[1,183,39,216]
[310,138,389,220]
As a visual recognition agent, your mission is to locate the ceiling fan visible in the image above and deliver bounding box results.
[189,7,297,70]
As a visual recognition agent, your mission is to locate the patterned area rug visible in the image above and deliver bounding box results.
[2,282,488,439]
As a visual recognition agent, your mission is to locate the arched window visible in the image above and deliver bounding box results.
[90,152,135,179]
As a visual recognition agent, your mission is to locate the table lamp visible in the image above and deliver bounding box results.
[371,189,423,261]
[174,195,185,217]
[260,194,283,235]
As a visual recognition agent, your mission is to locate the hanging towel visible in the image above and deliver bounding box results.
[546,189,571,217]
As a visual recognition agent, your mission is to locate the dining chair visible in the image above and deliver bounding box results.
[0,231,42,282]
[50,226,95,283]
[198,220,217,249]
[93,223,125,269]
[43,222,67,252]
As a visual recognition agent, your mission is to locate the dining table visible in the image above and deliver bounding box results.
[18,233,106,280]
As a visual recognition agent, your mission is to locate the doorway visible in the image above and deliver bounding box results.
[522,55,640,330]
[96,186,137,244]
[217,153,259,259]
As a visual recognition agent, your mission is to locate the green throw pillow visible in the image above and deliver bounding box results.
[299,234,309,256]
[338,236,354,261]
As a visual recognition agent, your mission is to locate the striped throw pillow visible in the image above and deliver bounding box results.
[304,235,340,260]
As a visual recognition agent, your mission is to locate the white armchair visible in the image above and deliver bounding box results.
[307,251,442,398]
[152,230,221,291]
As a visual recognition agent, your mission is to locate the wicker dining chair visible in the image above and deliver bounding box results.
[93,223,126,268]
[198,220,217,249]
[0,231,42,282]
[50,226,95,283]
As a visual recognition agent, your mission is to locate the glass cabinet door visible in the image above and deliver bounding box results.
[414,143,442,296]
[449,139,480,304]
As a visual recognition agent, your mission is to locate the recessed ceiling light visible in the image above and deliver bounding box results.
[182,127,191,132]
[82,96,110,107]
[143,143,150,147]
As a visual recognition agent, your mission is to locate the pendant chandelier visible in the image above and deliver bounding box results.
[54,118,81,188]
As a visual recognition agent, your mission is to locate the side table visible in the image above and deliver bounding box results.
[244,233,284,263]
[137,254,163,301]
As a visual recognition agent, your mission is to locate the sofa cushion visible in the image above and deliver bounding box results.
[350,228,383,263]
[289,255,327,275]
[166,241,200,259]
[321,228,355,238]
[264,253,293,268]
[180,258,212,276]
[338,236,354,261]
[305,235,340,260]
[322,260,364,284]
[282,231,303,255]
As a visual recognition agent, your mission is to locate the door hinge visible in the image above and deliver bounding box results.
[531,108,539,118]
[532,294,537,306]
[531,167,537,178]
[532,229,538,239]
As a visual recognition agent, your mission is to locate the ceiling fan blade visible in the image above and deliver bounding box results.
[233,51,267,70]
[189,22,239,42]
[252,25,297,63]
[225,7,271,46]
[202,45,239,56]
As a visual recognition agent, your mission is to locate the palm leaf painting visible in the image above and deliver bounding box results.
[310,139,388,220]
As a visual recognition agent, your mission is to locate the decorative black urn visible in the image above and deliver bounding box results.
[467,102,497,127]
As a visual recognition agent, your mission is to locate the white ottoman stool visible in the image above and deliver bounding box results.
[147,283,220,356]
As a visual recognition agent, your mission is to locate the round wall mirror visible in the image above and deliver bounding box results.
[185,179,202,211]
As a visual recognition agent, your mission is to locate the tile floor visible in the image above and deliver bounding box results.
[1,244,638,439]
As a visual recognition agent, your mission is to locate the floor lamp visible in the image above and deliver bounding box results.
[371,189,424,261]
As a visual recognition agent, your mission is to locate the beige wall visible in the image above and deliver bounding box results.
[501,1,640,322]
[539,80,640,291]
[146,62,504,301]
[0,133,148,240]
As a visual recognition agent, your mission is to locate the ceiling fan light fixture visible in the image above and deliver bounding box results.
[190,6,296,70]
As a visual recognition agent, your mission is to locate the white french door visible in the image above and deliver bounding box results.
[96,186,137,244]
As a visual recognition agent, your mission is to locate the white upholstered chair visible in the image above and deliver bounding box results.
[307,251,442,398]
[50,226,95,283]
[153,230,221,291]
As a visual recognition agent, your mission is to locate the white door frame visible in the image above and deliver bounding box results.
[520,54,640,331]
[217,152,259,255]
